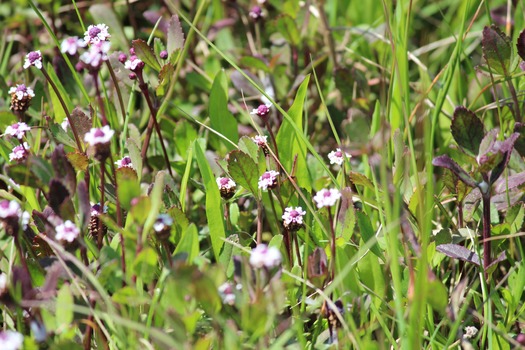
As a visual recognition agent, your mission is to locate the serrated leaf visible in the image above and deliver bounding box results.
[451,106,484,156]
[436,244,480,265]
[482,25,512,76]
[70,107,92,139]
[156,63,174,97]
[237,136,260,164]
[167,15,185,56]
[132,39,161,71]
[349,171,375,191]
[227,150,259,195]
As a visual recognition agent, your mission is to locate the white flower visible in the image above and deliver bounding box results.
[249,6,263,20]
[0,330,24,350]
[218,282,236,305]
[79,41,110,68]
[0,273,7,292]
[61,118,69,131]
[60,36,86,55]
[327,148,351,165]
[5,122,31,140]
[115,156,133,169]
[249,244,282,269]
[21,211,30,230]
[84,125,114,146]
[55,220,80,243]
[124,56,143,71]
[216,177,236,190]
[0,200,21,220]
[9,142,29,162]
[252,135,268,147]
[282,206,306,226]
[250,103,272,117]
[258,170,279,190]
[313,188,341,208]
[463,326,478,339]
[84,24,111,45]
[23,50,42,69]
[153,214,173,233]
[8,85,35,101]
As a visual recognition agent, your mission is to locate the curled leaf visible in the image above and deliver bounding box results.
[432,155,477,188]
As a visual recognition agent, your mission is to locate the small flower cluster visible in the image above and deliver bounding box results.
[0,200,23,235]
[217,177,236,199]
[23,50,43,69]
[249,244,282,269]
[60,36,86,56]
[0,330,24,350]
[313,188,341,208]
[115,156,134,169]
[5,122,30,140]
[251,103,272,119]
[84,24,111,45]
[55,220,80,243]
[282,206,306,231]
[328,148,351,166]
[252,135,269,155]
[9,142,30,162]
[218,282,241,305]
[258,170,279,191]
[84,126,115,161]
[9,85,35,112]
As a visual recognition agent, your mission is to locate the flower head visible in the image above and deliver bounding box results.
[5,122,31,140]
[9,142,30,162]
[327,148,351,166]
[124,55,144,72]
[23,50,43,69]
[9,85,35,102]
[84,125,114,146]
[313,188,341,208]
[0,200,21,220]
[218,282,239,305]
[282,206,306,231]
[55,220,80,243]
[84,24,111,45]
[252,135,268,147]
[0,330,24,350]
[249,244,282,269]
[249,6,264,20]
[61,118,69,131]
[251,103,272,118]
[258,170,279,191]
[216,177,236,199]
[115,156,133,169]
[60,36,87,55]
[153,214,173,241]
[79,41,110,70]
[463,326,478,340]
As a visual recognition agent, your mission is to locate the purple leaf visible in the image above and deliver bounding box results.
[486,251,506,272]
[513,122,525,157]
[436,244,481,266]
[450,106,485,156]
[482,25,512,76]
[517,29,525,61]
[494,171,525,193]
[489,132,519,184]
[432,155,477,188]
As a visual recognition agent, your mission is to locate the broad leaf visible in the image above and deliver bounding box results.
[450,106,484,156]
[174,223,199,262]
[167,15,185,57]
[208,70,238,152]
[482,25,512,76]
[516,29,525,61]
[275,15,300,46]
[227,150,259,195]
[432,155,477,188]
[356,210,383,260]
[132,39,161,72]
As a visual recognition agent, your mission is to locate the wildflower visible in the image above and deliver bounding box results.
[160,50,168,59]
[9,142,30,162]
[249,244,282,269]
[5,122,31,140]
[0,200,21,220]
[84,126,114,161]
[60,36,86,55]
[252,135,268,147]
[218,282,237,305]
[84,23,111,45]
[79,41,111,70]
[55,220,80,243]
[115,156,133,169]
[216,177,236,199]
[249,6,264,20]
[258,170,279,191]
[463,326,478,340]
[124,55,144,72]
[9,85,35,113]
[313,188,341,208]
[88,203,107,240]
[250,103,272,119]
[23,50,43,69]
[282,206,306,231]
[61,118,69,131]
[327,148,351,166]
[118,53,127,63]
[0,330,24,350]
[0,273,7,295]
[153,214,173,241]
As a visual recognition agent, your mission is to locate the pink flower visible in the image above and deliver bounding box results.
[60,36,87,55]
[258,170,279,190]
[313,188,341,208]
[217,177,236,199]
[252,135,268,147]
[55,220,80,242]
[328,148,351,165]
[79,41,110,69]
[8,85,35,101]
[23,50,43,69]
[282,206,306,230]
[115,156,133,169]
[124,55,143,72]
[250,244,282,269]
[218,282,239,305]
[0,330,24,350]
[249,6,264,20]
[84,125,114,146]
[84,24,110,45]
[0,200,21,220]
[0,273,7,294]
[5,122,31,140]
[250,103,272,118]
[9,142,29,162]
[61,118,69,131]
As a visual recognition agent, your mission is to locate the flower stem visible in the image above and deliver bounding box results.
[327,208,336,281]
[105,61,127,124]
[482,191,491,278]
[92,72,108,126]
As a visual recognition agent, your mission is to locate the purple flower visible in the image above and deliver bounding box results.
[84,125,114,146]
[55,220,80,243]
[160,50,168,59]
[5,122,31,140]
[91,203,107,216]
[252,135,268,147]
[313,188,341,208]
[249,6,264,20]
[84,24,111,45]
[23,50,43,69]
[79,41,110,69]
[124,55,143,72]
[328,148,351,165]
[0,200,21,220]
[115,156,133,169]
[282,206,306,230]
[217,177,236,199]
[0,330,24,350]
[9,142,29,162]
[250,103,272,118]
[218,282,239,305]
[60,36,87,55]
[258,170,279,190]
[249,244,282,269]
[8,85,35,101]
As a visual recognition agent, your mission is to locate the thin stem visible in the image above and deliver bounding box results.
[97,161,106,250]
[41,67,83,150]
[256,198,263,244]
[327,208,336,281]
[482,191,492,278]
[108,154,125,284]
[263,119,280,162]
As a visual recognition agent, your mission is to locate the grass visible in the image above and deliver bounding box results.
[1,0,525,349]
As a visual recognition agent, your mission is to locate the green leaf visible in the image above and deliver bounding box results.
[132,247,158,284]
[238,136,260,164]
[174,223,199,262]
[167,15,185,57]
[56,284,74,327]
[46,62,73,122]
[194,140,225,260]
[209,70,238,151]
[227,150,259,195]
[356,210,383,260]
[132,39,161,72]
[156,63,174,97]
[482,25,512,76]
[451,106,485,156]
[275,15,300,46]
[427,279,448,314]
[276,75,311,190]
[112,286,149,306]
[240,56,270,73]
[127,138,142,181]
